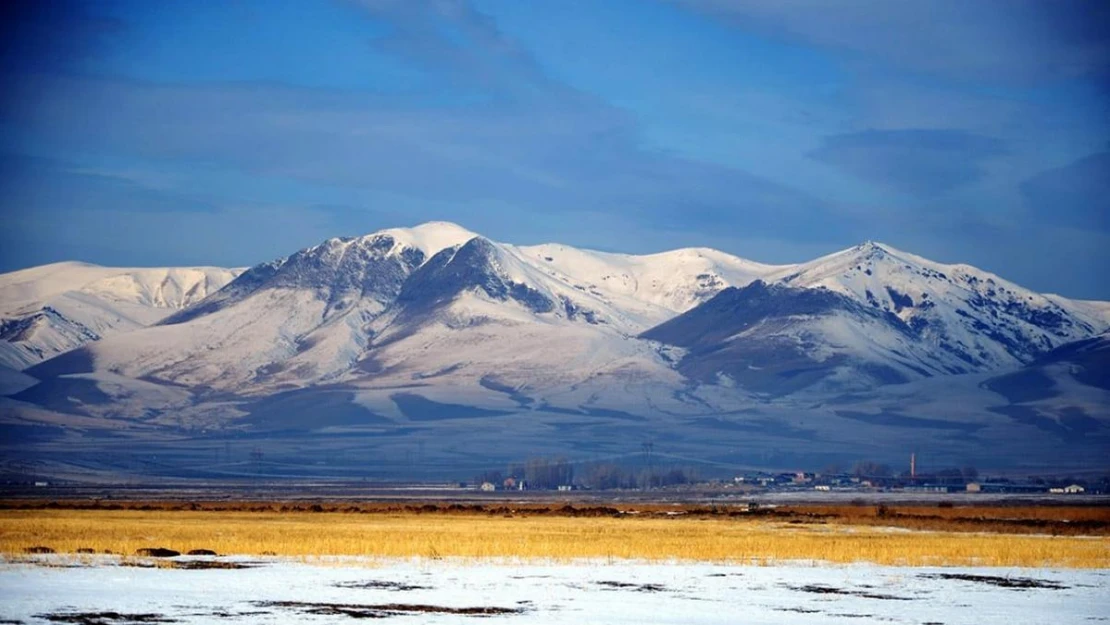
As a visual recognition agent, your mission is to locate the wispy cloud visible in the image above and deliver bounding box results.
[1021,151,1110,231]
[0,0,840,240]
[808,130,1007,197]
[0,153,218,214]
[672,0,1110,85]
[0,0,1107,297]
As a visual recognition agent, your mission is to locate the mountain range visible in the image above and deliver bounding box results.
[3,222,1108,480]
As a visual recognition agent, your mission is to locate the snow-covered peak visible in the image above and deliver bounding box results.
[0,262,241,315]
[0,261,106,309]
[368,221,478,259]
[772,240,918,285]
[773,241,1084,317]
[762,240,1107,371]
[0,263,242,370]
[513,243,790,318]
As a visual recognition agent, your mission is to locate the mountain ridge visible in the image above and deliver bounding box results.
[4,222,1108,475]
[0,263,242,369]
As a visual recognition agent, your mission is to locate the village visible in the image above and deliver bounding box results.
[471,455,1105,496]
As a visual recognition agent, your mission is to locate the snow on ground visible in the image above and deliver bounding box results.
[1,556,1106,624]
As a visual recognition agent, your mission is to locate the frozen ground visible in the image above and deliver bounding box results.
[1,556,1107,624]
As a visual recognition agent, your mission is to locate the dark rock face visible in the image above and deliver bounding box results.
[885,287,914,312]
[953,282,1096,365]
[0,307,100,345]
[163,234,427,326]
[269,235,424,315]
[398,238,554,316]
[561,296,600,324]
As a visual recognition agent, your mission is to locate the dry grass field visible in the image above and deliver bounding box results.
[2,504,1108,567]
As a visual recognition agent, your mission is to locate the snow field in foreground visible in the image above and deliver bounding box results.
[1,556,1107,624]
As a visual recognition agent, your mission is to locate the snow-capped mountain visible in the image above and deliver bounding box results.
[985,328,1105,426]
[766,242,1107,370]
[640,280,925,395]
[26,222,778,395]
[6,223,1109,475]
[0,262,241,369]
[641,242,1109,395]
[26,223,477,390]
[19,225,1110,397]
[510,242,790,328]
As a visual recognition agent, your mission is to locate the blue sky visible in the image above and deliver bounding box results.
[1,0,1107,298]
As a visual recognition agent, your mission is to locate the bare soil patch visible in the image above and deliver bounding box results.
[255,600,525,618]
[334,580,433,591]
[133,548,179,558]
[595,580,668,592]
[119,560,260,570]
[920,573,1068,590]
[35,612,175,624]
[790,584,914,601]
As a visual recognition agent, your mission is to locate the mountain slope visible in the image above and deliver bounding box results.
[337,236,691,414]
[7,225,1110,475]
[512,243,791,328]
[641,280,934,395]
[28,223,479,391]
[0,262,241,369]
[766,242,1106,371]
[27,224,773,397]
[640,242,1109,396]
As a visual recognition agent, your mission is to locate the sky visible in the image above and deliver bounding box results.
[0,0,1107,298]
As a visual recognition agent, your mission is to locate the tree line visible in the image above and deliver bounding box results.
[475,457,698,490]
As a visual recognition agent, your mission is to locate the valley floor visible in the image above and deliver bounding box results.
[1,555,1107,624]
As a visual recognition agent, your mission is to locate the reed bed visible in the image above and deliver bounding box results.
[1,509,1107,568]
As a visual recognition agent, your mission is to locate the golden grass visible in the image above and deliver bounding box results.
[1,509,1107,568]
[6,500,1108,535]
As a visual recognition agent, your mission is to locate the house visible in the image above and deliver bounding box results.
[814,485,831,492]
[479,482,496,492]
[1060,484,1085,494]
[902,485,949,493]
[966,482,982,493]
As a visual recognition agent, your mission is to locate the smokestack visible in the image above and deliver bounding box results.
[911,453,916,479]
